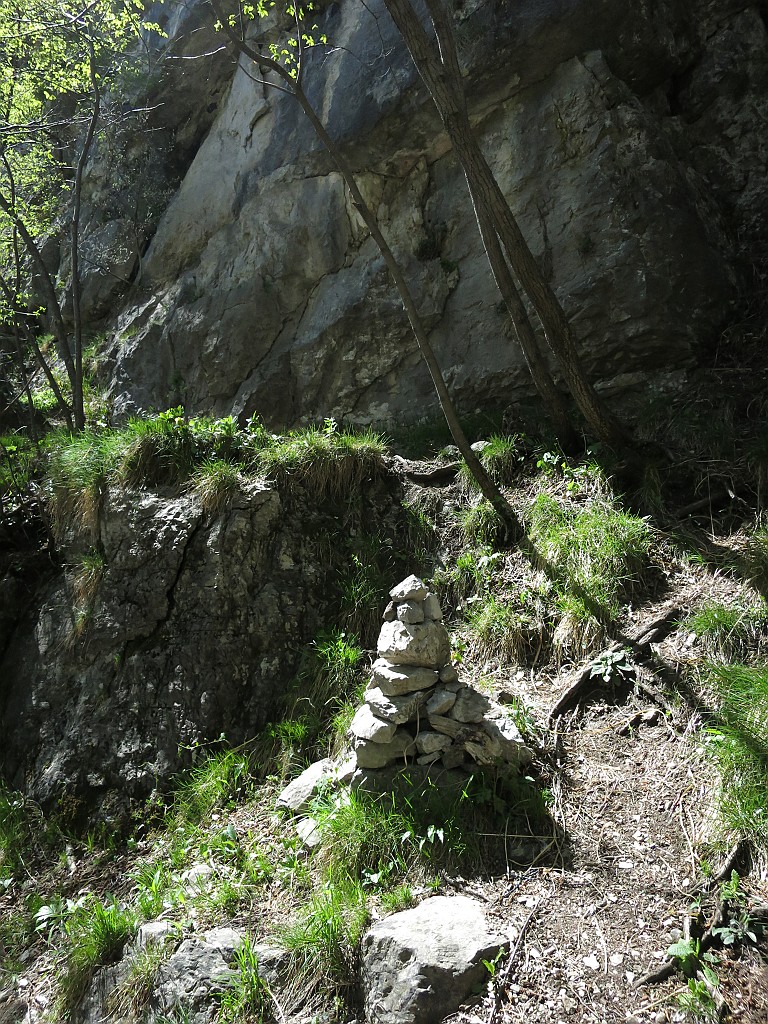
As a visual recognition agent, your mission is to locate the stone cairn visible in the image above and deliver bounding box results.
[276,574,532,821]
[348,574,532,773]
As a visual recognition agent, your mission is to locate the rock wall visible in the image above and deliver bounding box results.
[0,466,405,823]
[77,0,767,427]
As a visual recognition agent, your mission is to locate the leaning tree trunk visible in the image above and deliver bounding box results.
[384,0,631,453]
[209,0,522,536]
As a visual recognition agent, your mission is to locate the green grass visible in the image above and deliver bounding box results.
[458,433,528,491]
[465,593,544,665]
[281,876,368,987]
[527,494,652,658]
[254,423,387,498]
[191,458,244,514]
[171,750,253,830]
[44,413,388,534]
[219,934,273,1023]
[744,524,768,594]
[702,662,768,849]
[686,601,768,660]
[1,432,37,511]
[56,896,138,1015]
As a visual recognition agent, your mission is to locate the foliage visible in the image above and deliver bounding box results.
[280,877,368,986]
[702,662,768,848]
[0,432,35,510]
[459,434,528,491]
[219,934,273,1023]
[192,459,244,515]
[465,593,543,665]
[527,494,652,657]
[589,648,634,684]
[55,895,138,1015]
[253,421,387,498]
[686,601,768,661]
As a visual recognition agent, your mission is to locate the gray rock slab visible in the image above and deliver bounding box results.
[397,600,425,624]
[414,730,453,756]
[276,757,335,813]
[354,729,417,769]
[422,593,443,621]
[426,688,457,716]
[450,687,492,723]
[438,664,459,686]
[377,620,451,669]
[349,704,398,744]
[370,659,438,696]
[427,714,463,739]
[366,685,428,725]
[156,938,237,1024]
[361,895,509,1024]
[389,575,428,602]
[477,714,534,767]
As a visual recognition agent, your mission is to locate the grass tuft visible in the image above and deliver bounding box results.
[191,458,244,515]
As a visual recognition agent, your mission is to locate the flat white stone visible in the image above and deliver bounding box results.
[389,575,429,602]
[377,620,451,668]
[276,757,335,812]
[450,687,491,723]
[415,730,452,755]
[423,593,443,620]
[354,730,417,769]
[366,685,428,724]
[370,659,438,696]
[397,600,425,624]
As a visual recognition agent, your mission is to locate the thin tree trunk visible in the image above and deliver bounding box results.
[70,37,101,431]
[209,0,521,536]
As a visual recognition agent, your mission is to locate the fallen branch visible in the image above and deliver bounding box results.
[486,902,539,1024]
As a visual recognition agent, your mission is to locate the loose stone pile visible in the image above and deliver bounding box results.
[348,575,532,773]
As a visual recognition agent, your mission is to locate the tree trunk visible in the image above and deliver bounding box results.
[383,0,630,452]
[209,0,522,536]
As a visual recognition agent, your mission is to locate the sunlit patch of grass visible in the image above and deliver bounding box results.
[686,601,768,661]
[527,494,652,660]
[465,592,545,665]
[191,458,244,515]
[701,661,768,850]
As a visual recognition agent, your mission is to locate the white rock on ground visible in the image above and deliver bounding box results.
[360,894,510,1024]
[275,757,335,812]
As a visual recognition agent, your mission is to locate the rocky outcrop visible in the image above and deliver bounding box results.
[0,464,404,822]
[85,0,767,427]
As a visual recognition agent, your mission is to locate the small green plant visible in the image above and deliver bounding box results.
[466,593,542,665]
[458,434,527,491]
[56,896,138,1014]
[219,934,273,1022]
[458,499,504,546]
[172,750,253,830]
[589,649,634,684]
[677,976,719,1019]
[379,884,415,914]
[686,601,768,661]
[281,877,368,985]
[108,941,173,1021]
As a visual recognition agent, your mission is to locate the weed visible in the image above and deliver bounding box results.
[686,601,768,661]
[55,895,138,1015]
[192,458,243,515]
[72,549,106,607]
[743,524,768,594]
[458,434,527,492]
[379,884,415,914]
[172,750,253,830]
[219,934,273,1023]
[589,649,634,684]
[528,494,652,658]
[108,941,173,1021]
[465,593,542,665]
[337,547,392,642]
[281,877,368,985]
[0,433,35,508]
[701,662,768,848]
[254,421,387,499]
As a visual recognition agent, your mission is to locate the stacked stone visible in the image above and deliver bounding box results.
[349,575,532,772]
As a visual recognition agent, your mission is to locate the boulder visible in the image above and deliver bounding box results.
[366,685,429,725]
[354,729,417,769]
[389,576,429,602]
[349,704,398,744]
[360,895,509,1024]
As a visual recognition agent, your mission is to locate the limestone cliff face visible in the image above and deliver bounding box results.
[78,0,766,427]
